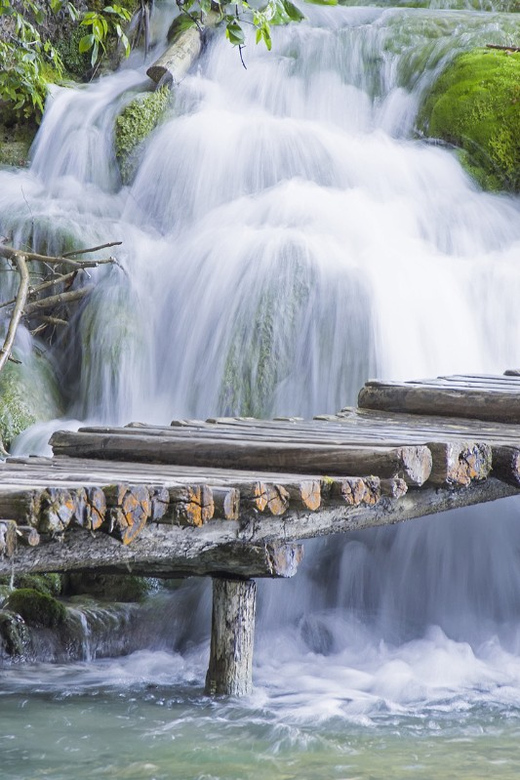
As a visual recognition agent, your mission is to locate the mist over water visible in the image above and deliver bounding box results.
[3,2,520,776]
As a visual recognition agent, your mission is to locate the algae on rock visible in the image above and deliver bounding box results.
[0,348,64,450]
[418,49,520,191]
[114,86,170,184]
[6,588,67,629]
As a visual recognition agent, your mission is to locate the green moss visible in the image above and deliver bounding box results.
[0,350,64,449]
[0,610,29,656]
[219,253,311,417]
[0,573,62,598]
[6,588,67,629]
[63,573,152,602]
[418,49,520,191]
[114,86,170,184]
[0,120,36,168]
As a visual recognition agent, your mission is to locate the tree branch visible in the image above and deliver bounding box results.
[0,254,29,373]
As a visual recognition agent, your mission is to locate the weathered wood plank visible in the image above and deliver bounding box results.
[0,490,42,525]
[0,520,17,557]
[0,525,304,579]
[103,484,152,544]
[358,380,520,422]
[50,430,433,486]
[491,446,520,487]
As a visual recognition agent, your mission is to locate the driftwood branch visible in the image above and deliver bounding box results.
[0,241,122,376]
[0,254,29,372]
[0,243,120,269]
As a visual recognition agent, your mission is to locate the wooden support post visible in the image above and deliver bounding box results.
[205,577,257,697]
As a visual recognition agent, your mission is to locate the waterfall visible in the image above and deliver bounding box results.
[3,0,520,741]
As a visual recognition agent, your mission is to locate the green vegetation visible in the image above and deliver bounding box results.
[114,86,170,183]
[78,4,132,68]
[64,573,153,602]
[0,573,62,597]
[0,0,64,124]
[0,350,64,449]
[0,610,29,656]
[6,588,67,628]
[418,49,520,191]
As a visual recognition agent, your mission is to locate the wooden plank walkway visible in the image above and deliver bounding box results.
[2,372,520,694]
[2,372,520,578]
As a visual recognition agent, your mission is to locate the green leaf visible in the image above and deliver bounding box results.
[168,13,197,40]
[78,34,95,53]
[91,39,99,66]
[226,20,245,46]
[282,0,305,21]
[304,0,337,5]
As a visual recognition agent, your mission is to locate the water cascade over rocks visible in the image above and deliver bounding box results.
[3,2,520,777]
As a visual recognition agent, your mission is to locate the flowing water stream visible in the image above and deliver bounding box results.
[3,2,520,777]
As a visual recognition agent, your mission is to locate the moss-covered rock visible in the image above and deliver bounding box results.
[6,588,67,629]
[0,349,64,449]
[0,119,35,168]
[63,572,152,602]
[0,573,62,598]
[114,86,170,184]
[0,609,30,657]
[418,49,520,191]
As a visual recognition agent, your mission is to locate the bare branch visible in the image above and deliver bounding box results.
[0,270,79,311]
[61,241,122,258]
[0,243,120,269]
[24,285,94,316]
[0,255,30,373]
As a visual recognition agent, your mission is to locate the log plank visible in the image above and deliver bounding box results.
[358,379,520,423]
[50,430,433,486]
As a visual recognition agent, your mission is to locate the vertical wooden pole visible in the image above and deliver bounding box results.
[205,576,257,697]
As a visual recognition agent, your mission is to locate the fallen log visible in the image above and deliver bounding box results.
[146,25,202,85]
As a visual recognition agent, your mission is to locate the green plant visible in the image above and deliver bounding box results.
[79,4,132,68]
[171,0,337,55]
[0,0,64,121]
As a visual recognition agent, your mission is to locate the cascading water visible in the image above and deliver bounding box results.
[3,2,520,778]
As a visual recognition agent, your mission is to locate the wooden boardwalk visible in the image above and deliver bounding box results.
[2,372,520,694]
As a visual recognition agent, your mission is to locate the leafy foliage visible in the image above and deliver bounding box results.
[78,4,132,68]
[171,0,336,53]
[0,0,64,121]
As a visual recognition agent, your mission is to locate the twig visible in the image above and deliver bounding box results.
[0,246,114,269]
[61,241,122,258]
[0,255,29,373]
[486,43,520,52]
[0,270,79,311]
[23,285,94,316]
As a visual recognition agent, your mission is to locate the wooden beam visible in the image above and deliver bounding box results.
[0,523,304,579]
[50,430,433,486]
[205,577,257,697]
[358,377,520,423]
